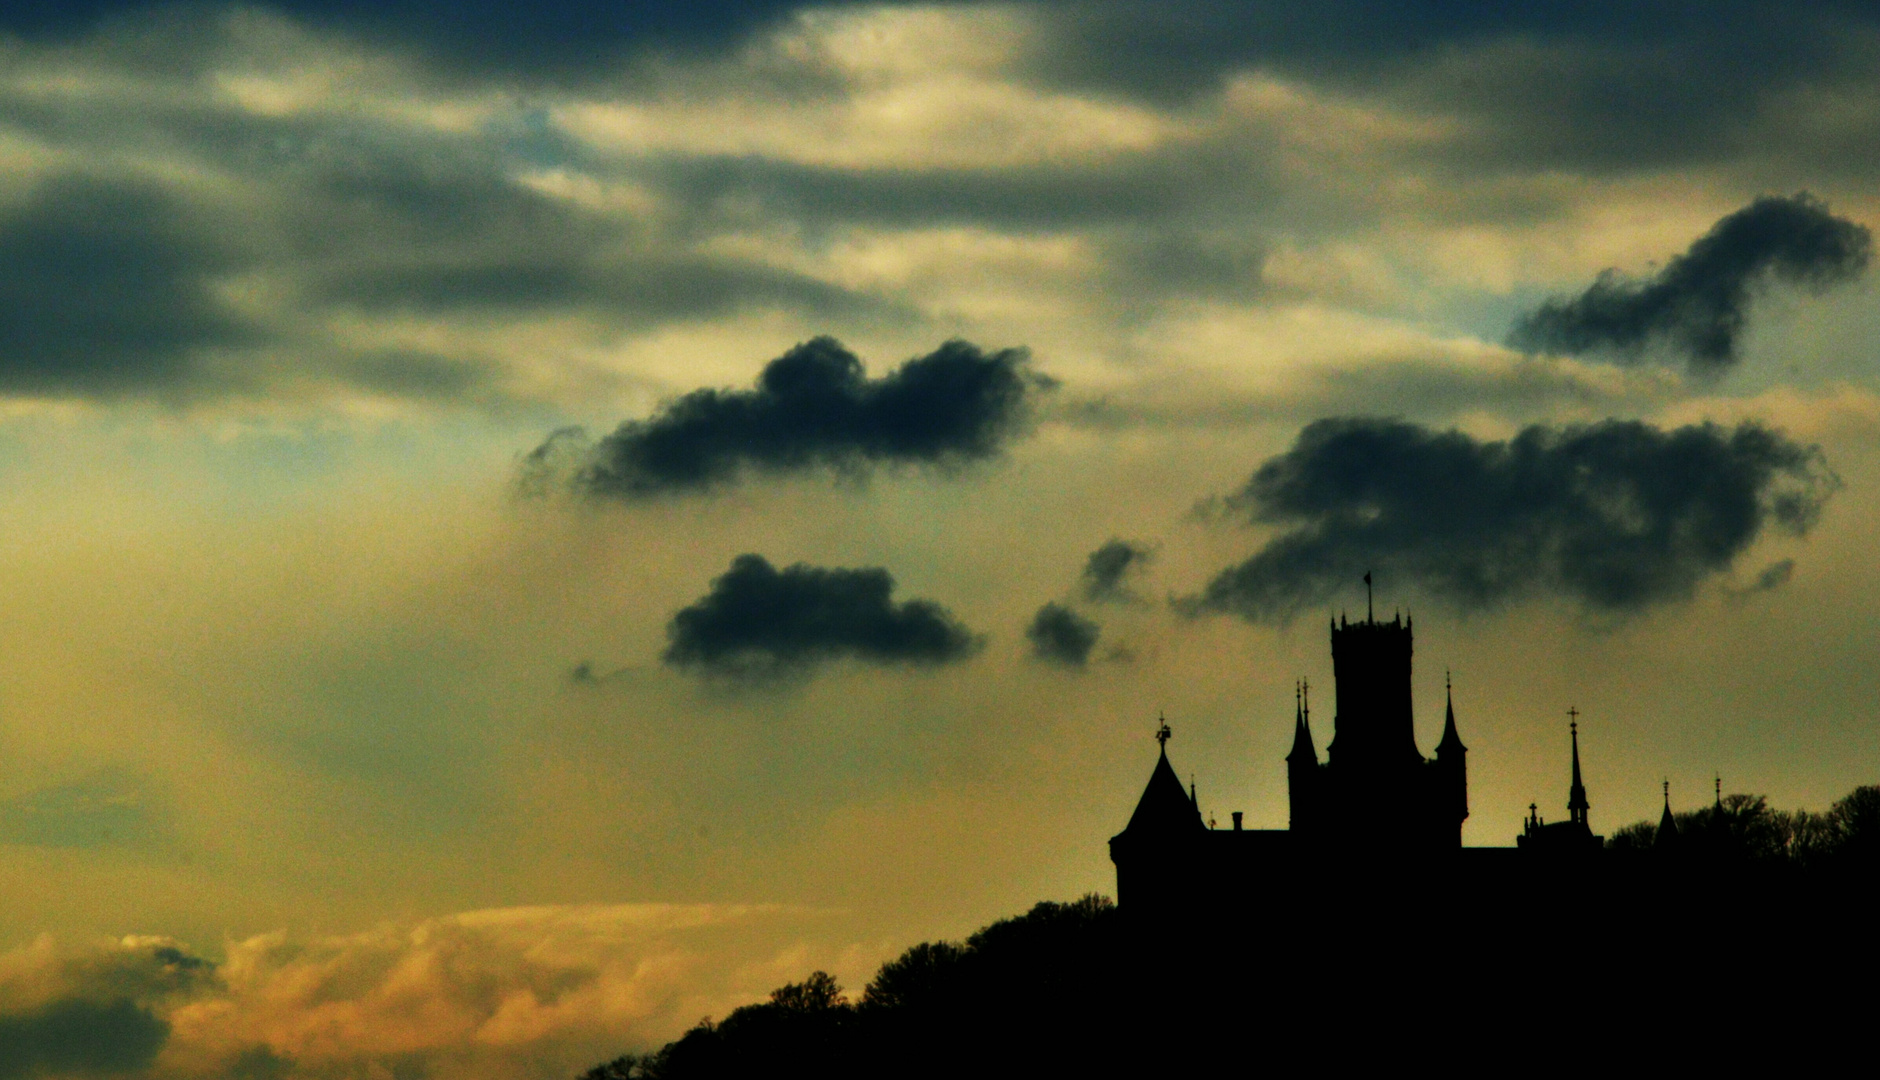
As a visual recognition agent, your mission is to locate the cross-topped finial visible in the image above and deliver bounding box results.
[1715,775,1722,801]
[1301,678,1310,719]
[1567,705,1579,734]
[1155,714,1171,749]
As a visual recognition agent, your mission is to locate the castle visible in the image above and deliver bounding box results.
[1109,605,1603,910]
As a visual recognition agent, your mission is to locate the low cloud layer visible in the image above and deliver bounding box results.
[1025,602,1099,667]
[1080,539,1154,603]
[1186,416,1836,622]
[665,555,979,675]
[0,935,212,1080]
[0,906,858,1080]
[551,338,1044,499]
[1509,195,1871,372]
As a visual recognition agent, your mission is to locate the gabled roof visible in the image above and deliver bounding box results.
[1123,748,1205,836]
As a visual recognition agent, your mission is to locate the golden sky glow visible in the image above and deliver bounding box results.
[1,3,1879,1075]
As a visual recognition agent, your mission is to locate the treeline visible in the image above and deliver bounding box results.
[1605,783,1880,867]
[580,785,1880,1077]
[579,896,1122,1080]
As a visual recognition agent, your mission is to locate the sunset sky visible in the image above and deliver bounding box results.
[2,2,1880,1075]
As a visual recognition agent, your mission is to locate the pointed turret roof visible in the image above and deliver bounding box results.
[1436,673,1466,755]
[1287,680,1318,764]
[1122,723,1204,836]
[1654,782,1679,850]
[1567,716,1589,818]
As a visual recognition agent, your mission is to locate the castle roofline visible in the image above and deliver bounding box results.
[1121,744,1205,837]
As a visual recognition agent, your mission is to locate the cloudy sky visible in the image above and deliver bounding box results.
[2,1,1879,1074]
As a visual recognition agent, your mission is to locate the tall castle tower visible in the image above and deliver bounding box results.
[1287,610,1468,851]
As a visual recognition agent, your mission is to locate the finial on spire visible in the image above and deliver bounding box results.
[1364,571,1373,622]
[1715,775,1722,808]
[1662,779,1670,806]
[1567,704,1578,735]
[1301,678,1310,722]
[1155,714,1171,749]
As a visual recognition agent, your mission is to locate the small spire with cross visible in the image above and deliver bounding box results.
[1567,704,1579,734]
[1155,713,1171,750]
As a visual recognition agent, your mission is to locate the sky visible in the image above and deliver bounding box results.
[1,1,1879,1075]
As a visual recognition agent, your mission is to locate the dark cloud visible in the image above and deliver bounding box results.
[263,123,876,324]
[1024,4,1880,171]
[1026,602,1099,667]
[665,554,979,675]
[1184,416,1836,622]
[1080,539,1154,603]
[1509,195,1871,372]
[0,999,168,1079]
[0,2,859,79]
[557,337,1044,498]
[0,174,259,397]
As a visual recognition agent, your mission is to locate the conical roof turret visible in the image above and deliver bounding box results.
[1653,781,1679,850]
[1121,717,1204,836]
[1436,672,1466,756]
[1287,680,1318,765]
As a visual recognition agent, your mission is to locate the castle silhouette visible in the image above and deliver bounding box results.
[1110,605,1607,910]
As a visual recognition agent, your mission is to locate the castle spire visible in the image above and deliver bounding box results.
[1436,671,1466,756]
[1288,680,1318,764]
[1654,780,1679,850]
[1567,707,1589,827]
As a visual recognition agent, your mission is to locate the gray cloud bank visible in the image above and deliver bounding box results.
[1186,416,1836,622]
[0,175,260,397]
[665,554,979,676]
[540,338,1044,499]
[1509,194,1871,372]
[1026,602,1099,667]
